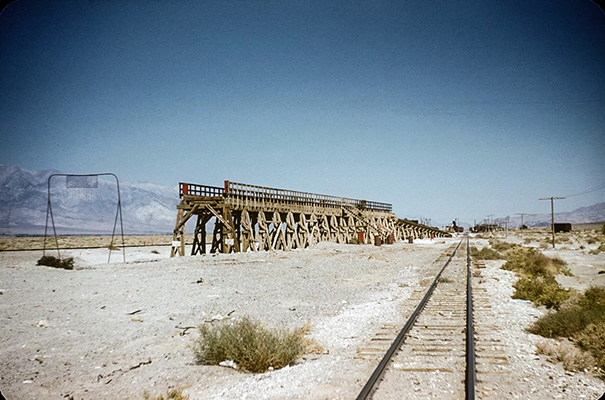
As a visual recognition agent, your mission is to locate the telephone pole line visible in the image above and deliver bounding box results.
[515,213,526,238]
[538,196,565,248]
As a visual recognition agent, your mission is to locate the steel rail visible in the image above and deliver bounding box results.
[356,237,464,400]
[465,235,477,399]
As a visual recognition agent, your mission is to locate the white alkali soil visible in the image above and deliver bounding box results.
[0,237,603,399]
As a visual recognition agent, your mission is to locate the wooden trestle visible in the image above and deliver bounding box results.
[171,180,449,256]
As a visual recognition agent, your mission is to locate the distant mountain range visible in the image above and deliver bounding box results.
[0,165,178,235]
[511,202,605,227]
[1,165,603,235]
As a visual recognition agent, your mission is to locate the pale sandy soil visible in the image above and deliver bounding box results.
[0,235,176,251]
[1,234,604,399]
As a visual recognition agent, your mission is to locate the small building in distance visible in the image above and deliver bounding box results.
[471,224,499,233]
[553,223,572,233]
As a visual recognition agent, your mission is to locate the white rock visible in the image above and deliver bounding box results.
[219,360,238,369]
[36,320,49,328]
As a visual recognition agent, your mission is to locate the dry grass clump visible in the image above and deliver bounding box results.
[143,389,188,400]
[470,246,503,260]
[536,339,595,372]
[529,287,605,377]
[488,239,519,253]
[589,244,605,255]
[193,316,308,373]
[575,322,605,372]
[502,247,571,309]
[36,255,75,270]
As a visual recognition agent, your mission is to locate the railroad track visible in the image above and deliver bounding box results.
[356,236,480,399]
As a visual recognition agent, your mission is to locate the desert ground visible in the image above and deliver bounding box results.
[1,229,604,399]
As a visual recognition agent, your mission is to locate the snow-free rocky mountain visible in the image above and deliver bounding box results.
[0,165,178,235]
[1,165,604,235]
[513,202,605,227]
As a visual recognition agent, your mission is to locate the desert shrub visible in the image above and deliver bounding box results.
[536,339,595,372]
[590,244,605,255]
[529,305,589,337]
[512,275,570,309]
[151,249,160,254]
[107,243,120,250]
[523,238,532,244]
[602,223,605,235]
[193,316,306,373]
[502,247,573,309]
[470,246,502,260]
[575,322,605,371]
[348,237,359,244]
[143,389,188,400]
[37,256,74,270]
[587,238,596,245]
[489,239,518,253]
[530,287,605,336]
[529,287,605,376]
[550,257,572,276]
[502,247,560,277]
[578,286,605,311]
[509,247,569,275]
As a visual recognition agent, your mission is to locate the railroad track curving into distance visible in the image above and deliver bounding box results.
[356,236,483,399]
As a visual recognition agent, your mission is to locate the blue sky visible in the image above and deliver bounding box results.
[1,0,603,224]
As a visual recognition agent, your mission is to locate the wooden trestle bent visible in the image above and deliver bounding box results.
[171,181,450,256]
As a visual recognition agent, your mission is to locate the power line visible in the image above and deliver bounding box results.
[563,183,605,198]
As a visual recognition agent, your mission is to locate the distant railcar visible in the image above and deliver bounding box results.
[553,223,572,233]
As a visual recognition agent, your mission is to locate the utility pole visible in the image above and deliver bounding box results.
[515,213,526,239]
[538,197,565,248]
[487,214,494,234]
[505,216,510,238]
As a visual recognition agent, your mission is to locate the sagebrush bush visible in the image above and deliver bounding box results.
[488,239,518,253]
[512,275,570,309]
[470,246,502,260]
[502,247,572,309]
[193,316,307,373]
[502,247,568,277]
[575,322,605,372]
[529,287,605,377]
[37,255,74,270]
